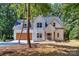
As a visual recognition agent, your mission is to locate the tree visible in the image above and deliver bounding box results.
[50,3,79,40]
[0,3,26,41]
[30,3,52,19]
[58,4,79,40]
[0,4,17,41]
[27,3,31,48]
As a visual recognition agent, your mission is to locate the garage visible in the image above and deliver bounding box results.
[16,33,32,40]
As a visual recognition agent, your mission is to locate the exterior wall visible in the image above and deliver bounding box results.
[14,31,16,40]
[33,15,45,41]
[33,30,45,41]
[55,29,64,41]
[33,15,45,30]
[51,20,63,28]
[45,24,55,32]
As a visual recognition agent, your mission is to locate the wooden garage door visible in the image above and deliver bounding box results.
[16,33,32,40]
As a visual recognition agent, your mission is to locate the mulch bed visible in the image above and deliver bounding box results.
[0,43,79,56]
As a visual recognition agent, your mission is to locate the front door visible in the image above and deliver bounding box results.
[46,33,52,41]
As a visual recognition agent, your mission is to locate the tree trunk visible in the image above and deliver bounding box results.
[19,20,24,44]
[27,3,31,48]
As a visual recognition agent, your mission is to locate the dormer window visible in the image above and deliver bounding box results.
[53,23,55,27]
[23,24,27,28]
[23,22,31,28]
[37,23,42,28]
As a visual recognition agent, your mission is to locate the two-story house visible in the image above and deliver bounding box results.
[13,15,64,42]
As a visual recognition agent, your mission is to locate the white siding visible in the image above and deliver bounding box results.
[14,31,16,40]
[33,15,45,41]
[13,15,64,41]
[51,20,63,28]
[55,29,64,41]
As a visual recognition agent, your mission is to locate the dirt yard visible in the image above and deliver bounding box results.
[0,40,79,56]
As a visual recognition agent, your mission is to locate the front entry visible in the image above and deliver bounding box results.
[46,33,52,41]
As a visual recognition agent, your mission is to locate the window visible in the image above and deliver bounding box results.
[57,33,59,37]
[37,33,39,38]
[37,23,42,28]
[37,33,42,38]
[40,23,42,27]
[53,23,55,27]
[37,23,39,27]
[23,24,27,28]
[45,22,48,27]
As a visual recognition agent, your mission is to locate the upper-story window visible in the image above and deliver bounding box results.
[53,22,55,27]
[23,22,31,28]
[37,23,42,28]
[45,22,48,27]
